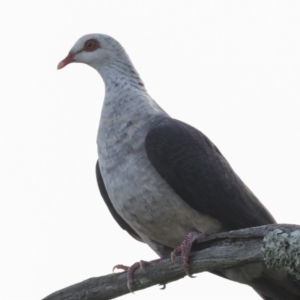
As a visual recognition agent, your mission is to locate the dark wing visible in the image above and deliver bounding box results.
[95,160,143,242]
[145,118,275,231]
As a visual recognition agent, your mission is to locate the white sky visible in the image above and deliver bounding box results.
[1,1,300,299]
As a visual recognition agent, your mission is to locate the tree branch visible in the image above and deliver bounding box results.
[42,224,300,300]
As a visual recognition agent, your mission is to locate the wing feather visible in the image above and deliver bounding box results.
[145,119,275,230]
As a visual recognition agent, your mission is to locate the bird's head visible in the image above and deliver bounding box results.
[57,33,126,70]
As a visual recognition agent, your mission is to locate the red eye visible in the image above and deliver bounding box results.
[84,39,99,52]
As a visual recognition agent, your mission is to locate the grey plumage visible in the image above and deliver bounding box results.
[58,33,300,299]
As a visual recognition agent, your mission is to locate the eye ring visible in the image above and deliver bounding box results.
[84,39,99,52]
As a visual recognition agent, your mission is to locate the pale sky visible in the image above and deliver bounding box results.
[1,1,300,299]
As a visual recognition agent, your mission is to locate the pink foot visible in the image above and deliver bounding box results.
[113,259,161,292]
[171,231,206,277]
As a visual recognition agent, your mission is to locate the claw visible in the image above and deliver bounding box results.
[112,264,128,273]
[171,231,206,277]
[127,278,134,294]
[159,283,166,290]
[112,259,162,292]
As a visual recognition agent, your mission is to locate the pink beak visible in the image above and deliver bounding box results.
[57,53,74,70]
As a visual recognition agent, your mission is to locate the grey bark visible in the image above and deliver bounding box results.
[42,224,300,300]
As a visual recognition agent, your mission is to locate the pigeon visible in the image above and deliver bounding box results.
[58,33,300,299]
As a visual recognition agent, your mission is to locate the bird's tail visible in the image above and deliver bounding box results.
[214,266,300,300]
[251,275,300,300]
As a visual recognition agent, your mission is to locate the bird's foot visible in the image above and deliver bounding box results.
[171,231,206,277]
[113,258,161,292]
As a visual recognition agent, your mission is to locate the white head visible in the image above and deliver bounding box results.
[57,34,128,70]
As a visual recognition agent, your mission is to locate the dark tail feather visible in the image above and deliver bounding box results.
[251,275,300,300]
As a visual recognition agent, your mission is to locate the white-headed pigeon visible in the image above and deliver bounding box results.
[58,34,300,300]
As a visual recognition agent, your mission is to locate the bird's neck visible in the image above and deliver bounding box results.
[95,60,168,149]
[95,60,168,123]
[97,58,145,92]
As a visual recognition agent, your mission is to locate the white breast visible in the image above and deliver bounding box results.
[97,97,223,249]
